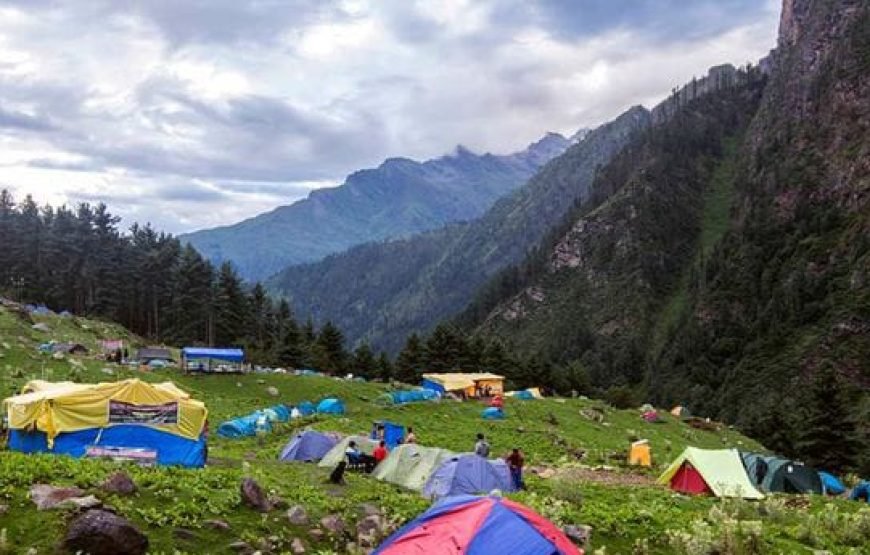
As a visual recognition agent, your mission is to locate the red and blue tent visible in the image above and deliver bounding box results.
[374,494,582,555]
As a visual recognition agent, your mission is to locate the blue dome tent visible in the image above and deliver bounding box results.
[217,413,271,438]
[297,401,316,416]
[316,398,345,415]
[819,471,847,495]
[279,430,338,462]
[481,407,505,420]
[423,454,516,498]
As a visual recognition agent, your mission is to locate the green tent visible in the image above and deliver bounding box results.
[372,444,456,491]
[317,435,378,468]
[658,447,764,499]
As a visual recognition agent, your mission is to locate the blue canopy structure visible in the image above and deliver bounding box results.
[279,430,338,462]
[819,471,847,495]
[182,347,244,362]
[481,407,505,420]
[423,455,516,498]
[316,398,345,415]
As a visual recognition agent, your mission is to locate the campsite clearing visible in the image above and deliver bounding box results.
[0,306,868,554]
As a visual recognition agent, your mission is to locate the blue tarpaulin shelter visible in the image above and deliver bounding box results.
[423,455,516,499]
[316,398,345,415]
[481,407,505,420]
[371,421,405,448]
[819,471,847,495]
[390,389,439,404]
[279,430,338,462]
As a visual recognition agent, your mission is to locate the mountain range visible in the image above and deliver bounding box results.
[182,131,581,281]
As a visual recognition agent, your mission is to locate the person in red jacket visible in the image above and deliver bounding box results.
[372,440,388,464]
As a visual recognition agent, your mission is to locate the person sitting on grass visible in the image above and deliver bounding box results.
[345,440,361,466]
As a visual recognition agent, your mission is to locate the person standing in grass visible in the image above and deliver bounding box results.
[373,440,388,464]
[507,447,525,490]
[474,433,490,457]
[405,427,417,444]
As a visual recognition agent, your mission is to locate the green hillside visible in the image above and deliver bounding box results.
[1,306,868,554]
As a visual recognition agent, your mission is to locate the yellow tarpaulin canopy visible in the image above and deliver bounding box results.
[422,373,504,396]
[3,379,207,446]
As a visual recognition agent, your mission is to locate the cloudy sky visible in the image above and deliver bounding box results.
[0,0,779,234]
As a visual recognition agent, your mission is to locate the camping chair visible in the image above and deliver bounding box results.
[346,452,366,472]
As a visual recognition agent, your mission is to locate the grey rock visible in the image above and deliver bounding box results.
[356,514,385,548]
[290,537,306,554]
[30,484,85,510]
[174,528,196,540]
[308,528,325,542]
[269,495,289,510]
[563,524,592,545]
[0,504,8,515]
[103,471,136,495]
[357,503,381,517]
[204,519,231,531]
[319,514,345,535]
[229,540,254,554]
[266,386,279,397]
[63,509,149,555]
[57,495,102,510]
[287,505,309,525]
[240,478,270,512]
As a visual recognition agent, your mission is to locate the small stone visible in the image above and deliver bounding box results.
[563,524,592,546]
[64,509,149,555]
[269,496,289,510]
[174,528,196,540]
[286,505,309,525]
[308,529,325,542]
[103,472,136,495]
[240,478,271,512]
[57,495,102,510]
[290,537,306,554]
[266,386,279,397]
[319,514,345,535]
[0,504,8,515]
[204,519,231,531]
[229,540,253,554]
[358,503,381,517]
[356,515,385,548]
[257,379,266,385]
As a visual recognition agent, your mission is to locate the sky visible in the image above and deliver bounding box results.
[0,0,780,234]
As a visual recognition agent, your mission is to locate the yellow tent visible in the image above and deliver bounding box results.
[629,439,651,467]
[3,379,207,447]
[422,373,504,398]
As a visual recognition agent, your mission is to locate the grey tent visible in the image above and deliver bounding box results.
[136,347,173,363]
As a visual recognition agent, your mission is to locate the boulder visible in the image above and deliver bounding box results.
[240,478,271,512]
[57,495,102,510]
[290,537,306,554]
[63,509,149,555]
[357,503,381,517]
[30,484,86,510]
[287,505,309,525]
[320,514,345,535]
[103,472,136,495]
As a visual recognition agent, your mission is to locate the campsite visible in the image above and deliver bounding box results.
[0,305,868,554]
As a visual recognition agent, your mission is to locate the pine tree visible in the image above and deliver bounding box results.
[315,321,346,374]
[213,262,249,345]
[352,343,377,379]
[376,352,393,382]
[794,367,860,472]
[424,324,464,372]
[394,333,425,384]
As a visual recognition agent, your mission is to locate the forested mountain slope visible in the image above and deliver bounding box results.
[467,0,869,472]
[183,132,575,281]
[471,73,766,388]
[268,107,649,352]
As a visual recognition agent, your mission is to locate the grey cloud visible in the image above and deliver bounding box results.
[0,105,54,132]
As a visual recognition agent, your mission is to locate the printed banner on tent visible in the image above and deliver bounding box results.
[108,400,178,425]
